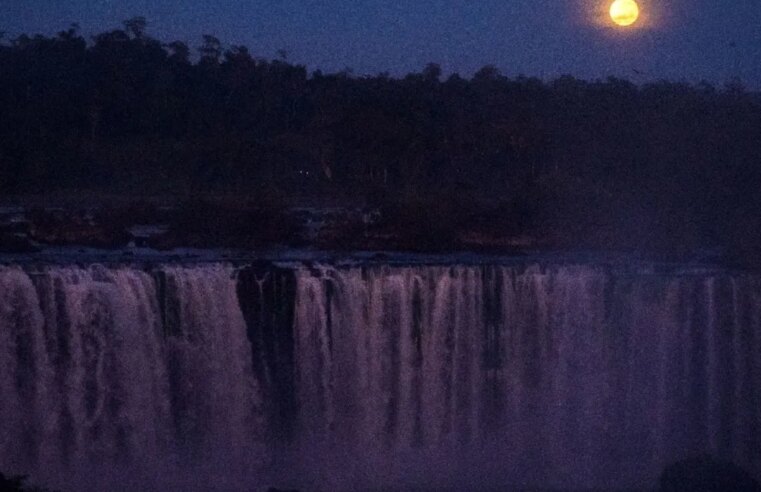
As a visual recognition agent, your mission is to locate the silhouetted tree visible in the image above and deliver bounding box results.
[165,40,190,64]
[0,19,760,258]
[198,34,222,65]
[123,16,147,40]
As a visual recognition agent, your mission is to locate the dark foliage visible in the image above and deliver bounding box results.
[1,20,760,259]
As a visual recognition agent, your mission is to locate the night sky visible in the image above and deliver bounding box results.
[3,0,761,87]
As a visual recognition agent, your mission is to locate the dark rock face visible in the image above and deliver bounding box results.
[147,199,302,250]
[0,472,48,492]
[236,264,298,441]
[0,233,39,253]
[659,455,761,492]
[26,209,130,249]
[0,216,38,253]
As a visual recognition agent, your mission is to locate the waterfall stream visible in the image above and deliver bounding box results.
[1,262,759,490]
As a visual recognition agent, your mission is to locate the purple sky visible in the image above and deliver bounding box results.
[3,0,761,87]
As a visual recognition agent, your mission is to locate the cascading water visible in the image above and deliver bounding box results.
[0,262,759,490]
[0,265,261,491]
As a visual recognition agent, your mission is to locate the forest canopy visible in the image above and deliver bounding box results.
[1,18,760,258]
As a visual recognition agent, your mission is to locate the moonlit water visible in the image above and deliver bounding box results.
[1,262,760,490]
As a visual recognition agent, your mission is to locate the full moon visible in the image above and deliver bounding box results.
[610,0,640,27]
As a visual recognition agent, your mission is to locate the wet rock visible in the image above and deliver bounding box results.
[0,221,31,235]
[146,232,177,251]
[153,198,301,249]
[26,208,130,249]
[0,233,40,253]
[659,455,761,492]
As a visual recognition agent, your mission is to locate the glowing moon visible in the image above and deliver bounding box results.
[610,0,640,27]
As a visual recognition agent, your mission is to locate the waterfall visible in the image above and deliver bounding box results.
[0,264,260,491]
[0,262,759,490]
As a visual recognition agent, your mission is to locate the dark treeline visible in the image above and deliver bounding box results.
[1,18,761,258]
